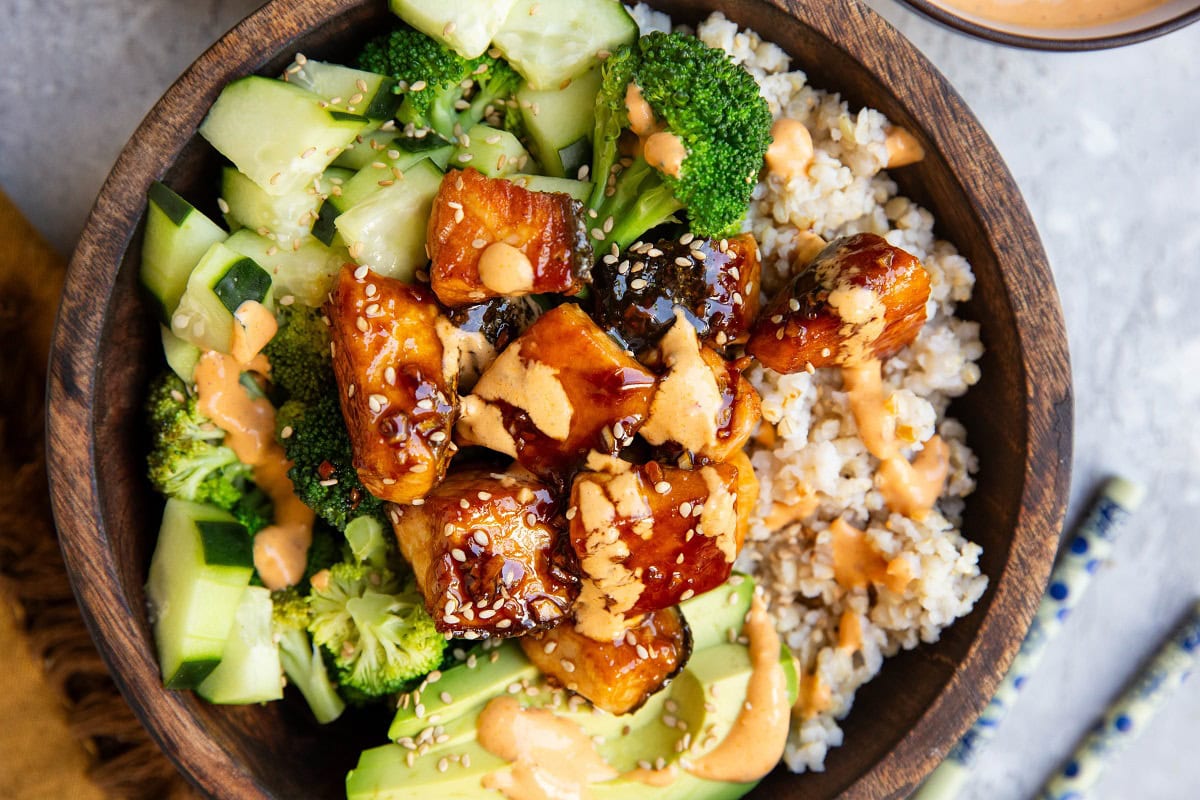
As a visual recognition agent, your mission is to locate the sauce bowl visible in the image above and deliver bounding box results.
[45,0,1073,796]
[896,0,1200,50]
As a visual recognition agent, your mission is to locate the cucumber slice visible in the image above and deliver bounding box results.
[517,68,602,177]
[506,174,593,202]
[493,0,636,90]
[170,242,273,353]
[146,499,255,689]
[221,166,349,244]
[388,0,519,59]
[283,58,400,121]
[196,586,284,704]
[224,229,349,308]
[450,124,530,177]
[160,324,202,383]
[200,76,370,197]
[315,148,450,246]
[141,182,227,323]
[334,130,399,171]
[333,159,445,282]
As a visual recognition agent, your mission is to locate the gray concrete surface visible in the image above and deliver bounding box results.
[1,1,1197,797]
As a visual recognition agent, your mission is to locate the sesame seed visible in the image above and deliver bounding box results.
[451,548,467,562]
[630,278,648,291]
[457,153,473,163]
[647,248,663,258]
[474,530,489,546]
[365,302,381,316]
[681,589,695,601]
[384,366,396,385]
[347,384,356,397]
[653,481,671,495]
[412,498,425,505]
[591,228,605,241]
[356,316,368,332]
[459,498,470,509]
[680,232,695,245]
[560,659,576,673]
[216,197,230,214]
[382,478,397,485]
[788,298,801,312]
[543,641,558,654]
[411,464,429,474]
[410,80,427,92]
[430,430,447,443]
[437,757,449,773]
[354,264,369,280]
[602,216,614,233]
[269,172,280,186]
[477,491,492,501]
[679,501,692,517]
[565,507,577,521]
[496,619,512,629]
[478,609,496,620]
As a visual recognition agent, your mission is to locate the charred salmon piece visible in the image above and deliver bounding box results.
[747,232,930,372]
[390,467,579,639]
[326,264,457,504]
[442,295,542,393]
[638,312,761,463]
[723,449,759,552]
[519,607,691,715]
[567,455,740,641]
[591,232,762,354]
[455,303,657,481]
[428,168,592,307]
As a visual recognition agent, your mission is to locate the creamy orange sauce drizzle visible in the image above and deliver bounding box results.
[478,696,618,800]
[765,118,814,180]
[830,517,911,593]
[931,0,1171,29]
[684,594,790,782]
[643,132,686,180]
[478,242,536,295]
[794,669,833,720]
[841,359,948,519]
[624,83,656,137]
[193,301,314,590]
[838,608,863,652]
[883,126,925,169]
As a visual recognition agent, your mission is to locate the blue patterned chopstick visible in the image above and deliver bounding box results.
[1035,600,1200,800]
[912,476,1146,800]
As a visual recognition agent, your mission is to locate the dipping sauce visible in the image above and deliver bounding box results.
[930,0,1174,30]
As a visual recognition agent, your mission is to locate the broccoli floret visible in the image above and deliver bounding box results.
[308,561,445,699]
[355,25,521,143]
[145,371,264,514]
[277,394,387,532]
[264,307,386,532]
[272,587,346,724]
[230,487,273,535]
[587,32,773,251]
[263,305,333,407]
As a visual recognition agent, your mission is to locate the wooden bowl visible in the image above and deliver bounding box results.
[46,0,1072,797]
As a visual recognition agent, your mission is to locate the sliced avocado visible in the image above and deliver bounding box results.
[680,574,755,652]
[347,738,507,800]
[388,642,538,741]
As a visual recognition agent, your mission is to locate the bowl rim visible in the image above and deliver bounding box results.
[45,0,1073,797]
[895,0,1200,51]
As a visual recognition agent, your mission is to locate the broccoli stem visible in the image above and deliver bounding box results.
[278,627,346,724]
[591,157,685,253]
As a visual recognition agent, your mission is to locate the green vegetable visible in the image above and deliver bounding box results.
[355,25,521,144]
[145,371,272,532]
[263,304,334,406]
[272,587,346,724]
[587,32,773,251]
[308,561,446,699]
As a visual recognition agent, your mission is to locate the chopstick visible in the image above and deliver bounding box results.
[912,476,1146,800]
[1035,600,1200,800]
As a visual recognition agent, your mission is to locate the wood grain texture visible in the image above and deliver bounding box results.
[44,1,1072,798]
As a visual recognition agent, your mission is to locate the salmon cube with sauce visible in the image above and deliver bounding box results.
[592,233,762,353]
[747,233,930,372]
[455,303,658,481]
[427,168,592,307]
[567,454,741,641]
[391,468,579,638]
[638,311,761,463]
[326,264,457,504]
[519,607,691,715]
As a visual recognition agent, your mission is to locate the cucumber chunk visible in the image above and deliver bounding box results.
[283,58,400,121]
[224,229,349,308]
[493,0,636,90]
[506,174,593,202]
[316,147,450,246]
[450,124,530,177]
[333,158,444,282]
[196,586,284,704]
[141,182,227,323]
[517,68,602,177]
[334,130,400,171]
[170,242,273,353]
[146,500,255,689]
[160,324,202,383]
[200,76,370,197]
[221,166,351,244]
[388,0,519,59]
